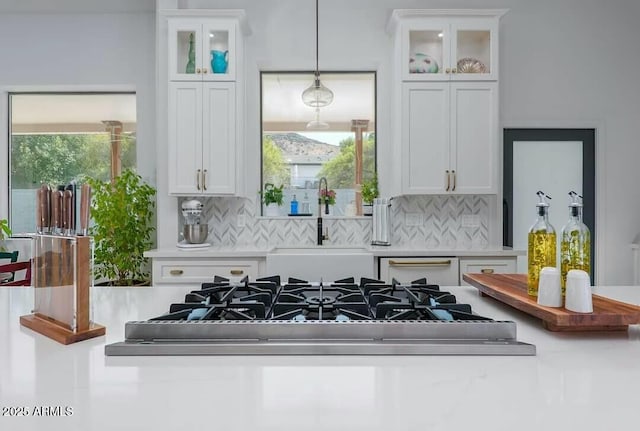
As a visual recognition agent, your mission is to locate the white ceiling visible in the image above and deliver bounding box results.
[11,94,136,133]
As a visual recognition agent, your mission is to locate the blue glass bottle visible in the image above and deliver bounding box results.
[290,195,298,215]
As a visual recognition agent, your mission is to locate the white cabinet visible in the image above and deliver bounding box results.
[165,11,248,196]
[168,81,236,195]
[401,81,498,194]
[459,257,516,285]
[379,257,460,285]
[152,257,264,286]
[388,10,505,196]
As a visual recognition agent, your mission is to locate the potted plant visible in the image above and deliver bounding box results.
[260,183,284,217]
[360,173,378,216]
[0,219,11,252]
[86,169,156,286]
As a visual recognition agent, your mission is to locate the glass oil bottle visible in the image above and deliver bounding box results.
[560,191,590,295]
[527,191,557,296]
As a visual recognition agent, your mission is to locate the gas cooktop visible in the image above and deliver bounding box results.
[105,275,535,356]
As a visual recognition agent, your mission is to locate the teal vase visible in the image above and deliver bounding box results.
[211,50,228,74]
[186,33,195,74]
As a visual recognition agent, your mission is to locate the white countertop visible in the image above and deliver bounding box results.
[145,244,272,258]
[2,284,639,431]
[145,244,523,258]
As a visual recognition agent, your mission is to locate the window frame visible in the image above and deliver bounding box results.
[259,70,377,217]
[7,90,136,230]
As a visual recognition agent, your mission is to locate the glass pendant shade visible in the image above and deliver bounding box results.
[306,107,329,129]
[302,75,334,108]
[302,0,333,108]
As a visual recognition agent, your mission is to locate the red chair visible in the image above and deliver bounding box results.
[0,260,32,286]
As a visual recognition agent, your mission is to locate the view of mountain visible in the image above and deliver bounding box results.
[265,133,339,158]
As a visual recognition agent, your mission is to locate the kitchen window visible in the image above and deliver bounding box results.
[8,92,136,234]
[261,72,376,217]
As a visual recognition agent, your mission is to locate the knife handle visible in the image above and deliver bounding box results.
[65,183,76,232]
[80,184,91,236]
[50,190,63,234]
[63,190,73,235]
[35,188,43,233]
[40,184,51,232]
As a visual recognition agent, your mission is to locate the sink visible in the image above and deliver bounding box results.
[266,246,374,282]
[269,246,369,255]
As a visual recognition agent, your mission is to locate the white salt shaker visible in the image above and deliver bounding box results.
[565,269,593,313]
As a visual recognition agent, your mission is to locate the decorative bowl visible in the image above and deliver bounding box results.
[409,53,439,73]
[456,57,487,73]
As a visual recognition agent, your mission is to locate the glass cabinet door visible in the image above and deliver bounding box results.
[169,20,204,81]
[402,19,498,81]
[201,20,236,81]
[404,25,449,81]
[168,19,237,82]
[450,21,497,80]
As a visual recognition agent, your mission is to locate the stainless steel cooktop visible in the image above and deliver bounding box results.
[105,275,535,356]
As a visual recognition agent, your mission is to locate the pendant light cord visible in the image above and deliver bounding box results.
[315,0,319,78]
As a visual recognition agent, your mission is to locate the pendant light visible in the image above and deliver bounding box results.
[306,107,330,130]
[301,0,334,108]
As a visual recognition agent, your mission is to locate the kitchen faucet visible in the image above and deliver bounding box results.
[317,177,329,245]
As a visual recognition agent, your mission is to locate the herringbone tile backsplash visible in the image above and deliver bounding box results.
[178,195,490,248]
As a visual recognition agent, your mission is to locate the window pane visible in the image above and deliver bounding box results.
[9,93,136,234]
[261,72,376,217]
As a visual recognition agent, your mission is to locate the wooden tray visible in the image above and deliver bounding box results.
[463,273,640,331]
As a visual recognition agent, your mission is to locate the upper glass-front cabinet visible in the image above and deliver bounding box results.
[169,18,237,82]
[399,15,501,81]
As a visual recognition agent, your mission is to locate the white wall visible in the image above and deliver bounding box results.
[3,0,640,284]
[0,9,156,220]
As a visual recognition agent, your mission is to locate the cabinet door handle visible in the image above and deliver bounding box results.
[452,68,457,74]
[230,269,244,275]
[445,68,451,74]
[445,170,450,191]
[452,170,456,191]
[196,68,201,74]
[481,268,495,274]
[196,169,201,190]
[388,260,452,267]
[202,169,207,191]
[170,269,184,276]
[202,68,208,74]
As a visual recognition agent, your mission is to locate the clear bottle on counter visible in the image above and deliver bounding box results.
[560,191,590,295]
[301,192,310,214]
[527,191,556,296]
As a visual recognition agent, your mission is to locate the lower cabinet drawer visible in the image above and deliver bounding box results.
[379,257,460,286]
[153,259,259,284]
[459,257,517,285]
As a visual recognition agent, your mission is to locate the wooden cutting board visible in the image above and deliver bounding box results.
[463,273,640,331]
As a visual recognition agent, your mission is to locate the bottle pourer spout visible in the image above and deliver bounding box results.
[568,190,583,216]
[536,190,551,207]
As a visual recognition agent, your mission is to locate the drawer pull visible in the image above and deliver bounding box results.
[388,260,452,267]
[169,269,184,276]
[481,268,495,274]
[230,269,244,275]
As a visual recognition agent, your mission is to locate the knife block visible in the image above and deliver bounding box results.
[20,235,106,344]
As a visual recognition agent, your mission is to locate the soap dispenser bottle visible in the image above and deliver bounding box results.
[560,191,590,295]
[527,191,557,296]
[290,194,298,215]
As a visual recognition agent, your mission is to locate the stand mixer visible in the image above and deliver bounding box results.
[178,199,210,248]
